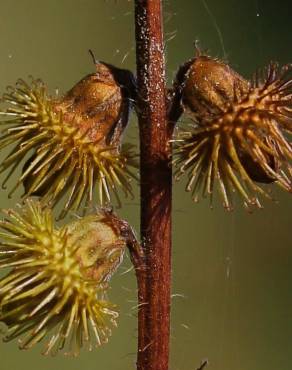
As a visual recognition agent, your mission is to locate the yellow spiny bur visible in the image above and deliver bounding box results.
[0,61,137,217]
[0,199,128,355]
[173,55,292,210]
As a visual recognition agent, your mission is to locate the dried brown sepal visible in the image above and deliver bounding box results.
[0,199,132,355]
[173,54,292,210]
[0,61,137,216]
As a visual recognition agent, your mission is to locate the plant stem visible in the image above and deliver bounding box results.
[134,1,172,370]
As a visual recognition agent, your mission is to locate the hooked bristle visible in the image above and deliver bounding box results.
[174,58,292,210]
[0,199,128,355]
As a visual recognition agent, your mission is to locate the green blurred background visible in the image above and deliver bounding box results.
[0,1,291,369]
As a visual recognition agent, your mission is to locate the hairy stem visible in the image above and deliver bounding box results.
[133,1,172,370]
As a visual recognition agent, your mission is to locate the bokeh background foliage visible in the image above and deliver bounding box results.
[0,1,291,369]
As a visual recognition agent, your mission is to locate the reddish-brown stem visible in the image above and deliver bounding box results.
[134,1,172,370]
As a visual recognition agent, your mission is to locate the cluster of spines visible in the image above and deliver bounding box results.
[174,62,292,210]
[0,78,136,216]
[0,200,118,356]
